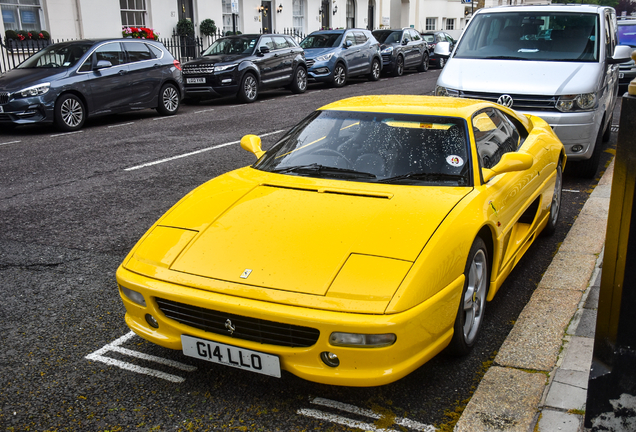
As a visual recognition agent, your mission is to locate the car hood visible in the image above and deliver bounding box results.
[188,54,248,65]
[439,58,603,95]
[0,68,68,92]
[128,168,471,302]
[303,47,339,59]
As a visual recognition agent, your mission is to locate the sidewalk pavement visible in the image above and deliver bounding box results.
[454,159,614,432]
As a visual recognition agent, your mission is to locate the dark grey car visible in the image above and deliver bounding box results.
[0,39,184,131]
[373,28,429,76]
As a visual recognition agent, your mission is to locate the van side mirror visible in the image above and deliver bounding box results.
[434,41,451,57]
[608,45,633,64]
[482,152,534,182]
[241,134,265,159]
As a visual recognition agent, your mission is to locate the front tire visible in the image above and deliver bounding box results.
[332,63,347,88]
[238,73,258,103]
[448,237,489,356]
[290,67,307,94]
[438,57,446,69]
[392,56,404,77]
[156,83,180,115]
[55,94,85,132]
[368,58,381,81]
[573,123,604,179]
[543,162,563,236]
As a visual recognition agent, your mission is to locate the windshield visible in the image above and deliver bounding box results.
[255,110,471,186]
[618,22,636,48]
[300,33,343,49]
[203,36,258,55]
[17,43,92,69]
[373,31,402,44]
[421,34,435,43]
[455,12,599,62]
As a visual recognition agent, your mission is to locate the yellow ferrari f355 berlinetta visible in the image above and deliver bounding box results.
[116,95,565,386]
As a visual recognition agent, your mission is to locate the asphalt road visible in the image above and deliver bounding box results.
[0,69,619,432]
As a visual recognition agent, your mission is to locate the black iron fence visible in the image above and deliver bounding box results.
[1,28,308,74]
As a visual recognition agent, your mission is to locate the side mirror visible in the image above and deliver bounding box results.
[434,41,451,57]
[344,40,353,48]
[241,134,265,159]
[482,152,534,182]
[94,60,112,70]
[608,45,633,64]
[402,39,408,45]
[259,46,270,54]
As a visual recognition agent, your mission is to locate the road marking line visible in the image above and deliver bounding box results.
[85,331,196,383]
[310,398,435,432]
[50,131,83,137]
[194,108,215,114]
[124,129,285,171]
[153,115,180,121]
[0,140,21,146]
[298,409,393,432]
[563,189,580,193]
[108,122,135,128]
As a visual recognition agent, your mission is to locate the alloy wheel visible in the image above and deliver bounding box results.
[334,66,346,86]
[244,75,257,101]
[61,98,83,128]
[462,249,487,345]
[162,86,179,112]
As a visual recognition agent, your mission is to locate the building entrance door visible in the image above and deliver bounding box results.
[261,1,272,33]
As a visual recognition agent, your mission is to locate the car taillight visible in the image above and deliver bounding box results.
[174,59,182,70]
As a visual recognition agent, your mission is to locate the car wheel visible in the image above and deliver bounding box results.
[439,57,446,69]
[290,67,307,94]
[332,63,347,88]
[543,162,563,236]
[602,113,612,142]
[238,73,258,103]
[157,83,180,115]
[368,58,381,81]
[448,237,489,355]
[417,53,429,72]
[392,56,404,77]
[54,94,85,132]
[574,124,604,179]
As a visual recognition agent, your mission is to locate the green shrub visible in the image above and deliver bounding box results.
[200,19,217,37]
[5,30,18,40]
[176,19,194,36]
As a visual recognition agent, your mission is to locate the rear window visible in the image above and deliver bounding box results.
[618,22,636,47]
[455,12,600,62]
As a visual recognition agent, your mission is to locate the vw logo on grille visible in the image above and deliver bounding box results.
[225,319,236,335]
[497,94,514,108]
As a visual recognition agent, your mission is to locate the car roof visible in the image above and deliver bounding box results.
[318,95,533,131]
[480,4,607,13]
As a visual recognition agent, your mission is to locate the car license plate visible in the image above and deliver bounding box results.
[186,77,206,84]
[619,73,624,79]
[181,335,281,378]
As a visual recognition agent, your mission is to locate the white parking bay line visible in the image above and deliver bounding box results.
[50,130,83,138]
[298,397,436,432]
[0,140,21,146]
[194,108,215,114]
[108,122,135,128]
[563,189,581,193]
[85,331,196,383]
[124,129,285,171]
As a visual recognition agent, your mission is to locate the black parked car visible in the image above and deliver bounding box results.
[182,34,306,103]
[0,39,184,131]
[373,28,429,76]
[420,31,456,68]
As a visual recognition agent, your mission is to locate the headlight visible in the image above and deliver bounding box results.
[18,82,50,98]
[214,63,237,72]
[380,46,393,54]
[120,286,146,307]
[556,93,597,112]
[315,52,334,62]
[435,85,460,97]
[329,332,396,348]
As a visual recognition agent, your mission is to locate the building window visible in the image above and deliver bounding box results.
[446,18,455,31]
[222,0,240,34]
[346,0,355,29]
[120,0,146,27]
[426,18,437,31]
[1,0,43,31]
[293,0,304,36]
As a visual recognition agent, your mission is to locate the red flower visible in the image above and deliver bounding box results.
[18,34,25,40]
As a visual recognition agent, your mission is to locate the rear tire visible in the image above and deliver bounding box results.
[439,57,446,69]
[417,53,429,72]
[54,94,85,132]
[290,67,307,94]
[156,83,180,115]
[238,73,258,103]
[448,237,489,356]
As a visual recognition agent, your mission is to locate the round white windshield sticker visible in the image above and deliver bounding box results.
[447,155,464,167]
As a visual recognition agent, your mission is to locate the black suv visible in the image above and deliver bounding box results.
[420,31,456,68]
[373,28,429,76]
[183,34,306,103]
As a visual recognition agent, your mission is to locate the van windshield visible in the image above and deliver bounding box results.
[455,12,599,62]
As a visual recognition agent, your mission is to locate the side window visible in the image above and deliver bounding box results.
[472,108,521,170]
[411,30,421,41]
[354,32,367,45]
[345,32,356,46]
[94,42,125,66]
[403,31,412,43]
[273,36,289,49]
[78,56,92,72]
[147,44,164,59]
[285,36,298,47]
[259,36,276,51]
[123,42,152,63]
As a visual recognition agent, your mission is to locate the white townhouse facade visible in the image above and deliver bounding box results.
[0,0,551,43]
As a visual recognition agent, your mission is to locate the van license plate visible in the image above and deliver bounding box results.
[181,335,281,378]
[186,77,206,84]
[619,73,624,79]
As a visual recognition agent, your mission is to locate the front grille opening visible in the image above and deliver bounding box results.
[156,298,320,348]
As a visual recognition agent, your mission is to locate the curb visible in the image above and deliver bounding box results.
[454,159,614,432]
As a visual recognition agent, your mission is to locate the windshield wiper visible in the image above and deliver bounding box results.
[377,172,467,184]
[272,163,376,178]
[482,55,529,60]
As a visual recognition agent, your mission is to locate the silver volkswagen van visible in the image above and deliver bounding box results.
[435,4,632,177]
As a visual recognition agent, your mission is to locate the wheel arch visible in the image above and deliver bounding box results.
[476,224,496,301]
[56,90,90,116]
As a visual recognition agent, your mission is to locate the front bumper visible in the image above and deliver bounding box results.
[306,60,335,83]
[116,265,462,387]
[183,72,241,99]
[0,95,54,125]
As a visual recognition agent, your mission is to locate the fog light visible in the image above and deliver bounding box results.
[320,351,340,367]
[572,145,584,153]
[329,332,396,348]
[120,286,146,307]
[315,67,329,74]
[145,314,159,328]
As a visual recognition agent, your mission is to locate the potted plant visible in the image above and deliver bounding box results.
[200,19,217,38]
[176,18,195,58]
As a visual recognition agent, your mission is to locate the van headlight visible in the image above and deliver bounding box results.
[435,86,460,97]
[556,93,597,112]
[18,82,50,98]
